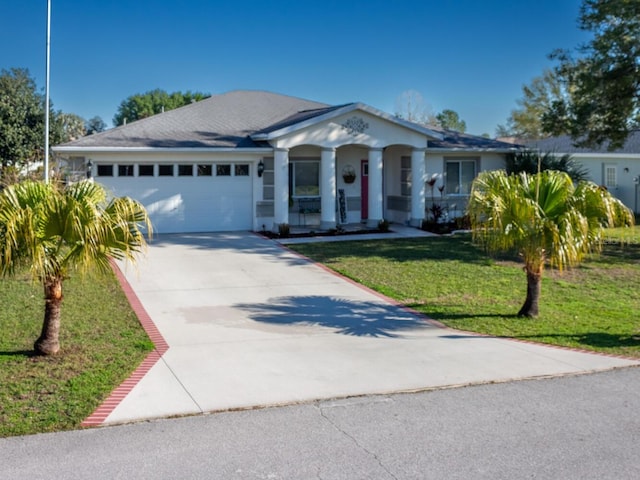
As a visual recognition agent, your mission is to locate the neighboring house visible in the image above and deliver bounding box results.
[53,90,520,234]
[529,132,640,214]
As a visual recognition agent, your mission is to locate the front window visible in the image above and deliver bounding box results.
[446,160,476,195]
[401,156,411,196]
[291,161,320,197]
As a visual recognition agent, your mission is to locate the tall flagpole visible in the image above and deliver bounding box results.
[44,0,51,183]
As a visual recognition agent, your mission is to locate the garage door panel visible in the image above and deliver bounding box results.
[97,176,252,233]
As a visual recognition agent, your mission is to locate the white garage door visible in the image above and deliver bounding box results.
[96,163,253,233]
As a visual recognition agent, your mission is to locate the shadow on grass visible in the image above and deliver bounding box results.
[597,243,640,264]
[0,349,36,358]
[515,333,640,350]
[409,309,520,321]
[294,235,499,265]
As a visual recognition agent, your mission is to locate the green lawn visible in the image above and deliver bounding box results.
[0,269,153,437]
[290,227,640,357]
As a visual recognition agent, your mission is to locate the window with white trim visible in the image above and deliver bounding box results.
[445,159,476,195]
[158,165,174,176]
[235,164,250,176]
[197,164,212,176]
[401,156,411,196]
[604,164,617,188]
[262,158,274,200]
[138,164,154,176]
[97,164,113,177]
[118,165,134,177]
[290,160,320,197]
[178,164,194,176]
[216,164,231,176]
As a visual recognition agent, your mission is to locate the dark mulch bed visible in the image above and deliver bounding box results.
[420,222,458,235]
[257,227,392,240]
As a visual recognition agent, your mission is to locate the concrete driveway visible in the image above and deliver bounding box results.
[94,232,638,425]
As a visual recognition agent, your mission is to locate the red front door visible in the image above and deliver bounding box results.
[361,160,368,220]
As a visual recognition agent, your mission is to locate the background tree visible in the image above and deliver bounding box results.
[51,112,86,143]
[0,68,90,184]
[468,170,633,317]
[113,89,210,126]
[0,68,45,173]
[495,124,513,139]
[542,0,640,149]
[0,180,151,355]
[505,150,589,182]
[394,89,437,125]
[435,109,467,132]
[85,116,107,134]
[497,69,564,141]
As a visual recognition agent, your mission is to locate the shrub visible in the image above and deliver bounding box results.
[278,223,290,238]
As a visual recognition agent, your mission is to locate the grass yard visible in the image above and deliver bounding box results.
[290,227,640,358]
[0,268,153,437]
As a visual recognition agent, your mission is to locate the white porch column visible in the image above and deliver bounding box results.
[367,147,384,228]
[273,148,289,229]
[410,147,426,227]
[320,147,337,229]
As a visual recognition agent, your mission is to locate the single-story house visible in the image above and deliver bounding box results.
[529,132,640,215]
[53,90,521,233]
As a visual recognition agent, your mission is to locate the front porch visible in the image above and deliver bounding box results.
[258,144,432,230]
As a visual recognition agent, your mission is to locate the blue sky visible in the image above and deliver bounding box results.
[1,0,589,136]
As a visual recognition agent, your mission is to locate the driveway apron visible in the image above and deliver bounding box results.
[101,232,639,425]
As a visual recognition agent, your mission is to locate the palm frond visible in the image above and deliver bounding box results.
[467,169,634,273]
[0,180,151,282]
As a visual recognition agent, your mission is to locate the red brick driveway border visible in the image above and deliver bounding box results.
[81,261,169,427]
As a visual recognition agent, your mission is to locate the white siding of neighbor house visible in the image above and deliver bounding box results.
[570,155,640,214]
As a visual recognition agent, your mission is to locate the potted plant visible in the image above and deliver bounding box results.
[342,165,357,184]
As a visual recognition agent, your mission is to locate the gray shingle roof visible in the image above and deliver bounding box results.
[254,104,354,135]
[426,126,523,151]
[56,90,522,152]
[528,131,640,154]
[59,90,330,149]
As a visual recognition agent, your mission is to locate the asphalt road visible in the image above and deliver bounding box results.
[2,367,639,480]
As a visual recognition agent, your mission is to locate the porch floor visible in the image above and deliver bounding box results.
[279,222,437,244]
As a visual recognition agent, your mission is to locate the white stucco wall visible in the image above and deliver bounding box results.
[274,110,430,150]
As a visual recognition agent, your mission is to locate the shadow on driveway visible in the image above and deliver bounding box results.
[235,295,432,338]
[146,232,312,267]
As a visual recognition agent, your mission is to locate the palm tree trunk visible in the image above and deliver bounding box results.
[518,267,542,317]
[34,277,63,355]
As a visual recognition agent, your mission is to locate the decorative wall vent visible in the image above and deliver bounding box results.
[341,116,369,136]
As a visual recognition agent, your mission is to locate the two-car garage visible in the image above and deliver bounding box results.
[94,161,254,234]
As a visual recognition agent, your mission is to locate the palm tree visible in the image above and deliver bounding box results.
[505,150,589,183]
[0,180,151,355]
[467,170,633,317]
